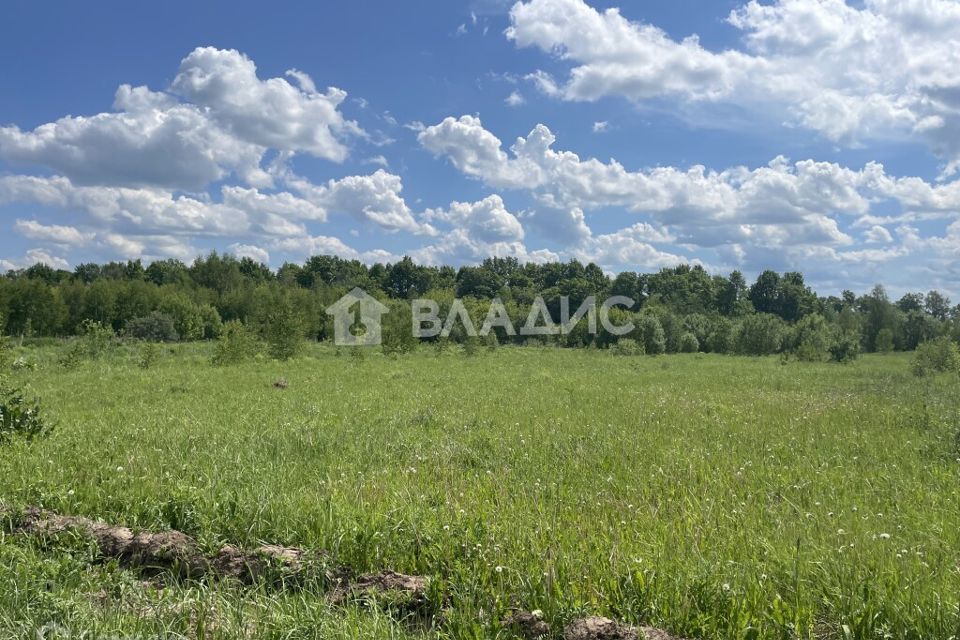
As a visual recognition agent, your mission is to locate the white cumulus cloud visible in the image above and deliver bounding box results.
[507,0,960,175]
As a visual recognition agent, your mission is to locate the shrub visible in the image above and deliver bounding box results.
[0,335,10,371]
[58,341,86,369]
[0,380,51,443]
[829,330,861,363]
[611,338,644,356]
[875,328,895,353]
[382,300,417,355]
[259,298,304,361]
[79,319,115,358]
[735,314,785,356]
[792,314,832,362]
[138,342,161,369]
[158,296,205,341]
[706,319,734,354]
[11,357,37,371]
[911,337,960,377]
[125,312,179,343]
[637,315,666,355]
[211,320,259,366]
[198,304,223,339]
[679,332,699,353]
[462,336,480,356]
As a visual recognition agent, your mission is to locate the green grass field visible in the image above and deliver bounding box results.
[1,344,958,639]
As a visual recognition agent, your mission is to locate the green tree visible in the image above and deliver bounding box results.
[736,314,785,356]
[637,314,666,355]
[258,293,304,361]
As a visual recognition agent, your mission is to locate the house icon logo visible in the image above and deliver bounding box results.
[325,287,390,346]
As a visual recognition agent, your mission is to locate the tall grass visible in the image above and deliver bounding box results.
[0,344,958,639]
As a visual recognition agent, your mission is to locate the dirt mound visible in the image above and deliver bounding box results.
[211,544,307,584]
[14,508,307,581]
[502,610,551,638]
[562,617,689,640]
[329,569,431,612]
[9,506,433,614]
[639,627,688,640]
[17,507,207,577]
[564,617,639,640]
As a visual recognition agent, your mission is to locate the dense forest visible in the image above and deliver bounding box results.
[1,253,956,359]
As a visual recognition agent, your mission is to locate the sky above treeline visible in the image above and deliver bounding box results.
[2,0,960,298]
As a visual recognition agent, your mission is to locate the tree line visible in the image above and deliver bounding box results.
[1,253,956,360]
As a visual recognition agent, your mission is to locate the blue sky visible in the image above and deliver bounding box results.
[2,0,960,298]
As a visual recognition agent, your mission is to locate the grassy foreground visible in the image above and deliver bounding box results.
[0,344,958,639]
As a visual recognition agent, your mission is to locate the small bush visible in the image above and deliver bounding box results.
[679,332,699,353]
[58,341,86,369]
[125,312,180,343]
[382,300,417,355]
[0,380,52,443]
[875,328,895,353]
[462,336,480,356]
[735,314,785,356]
[79,319,115,358]
[611,338,644,356]
[212,320,259,366]
[11,357,37,371]
[829,330,861,363]
[792,314,832,362]
[138,342,161,369]
[706,321,734,354]
[637,315,666,355]
[911,337,960,377]
[0,334,11,371]
[260,300,304,361]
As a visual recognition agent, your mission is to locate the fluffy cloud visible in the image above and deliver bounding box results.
[505,91,526,107]
[410,229,558,266]
[171,47,362,161]
[0,48,361,191]
[0,175,239,234]
[280,168,437,235]
[864,225,894,244]
[507,0,960,175]
[0,85,264,190]
[573,224,692,270]
[0,165,441,241]
[412,194,556,265]
[269,234,399,264]
[424,195,524,243]
[14,219,93,246]
[419,115,960,251]
[227,243,271,264]
[0,248,70,271]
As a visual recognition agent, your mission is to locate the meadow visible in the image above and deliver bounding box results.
[0,343,958,639]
